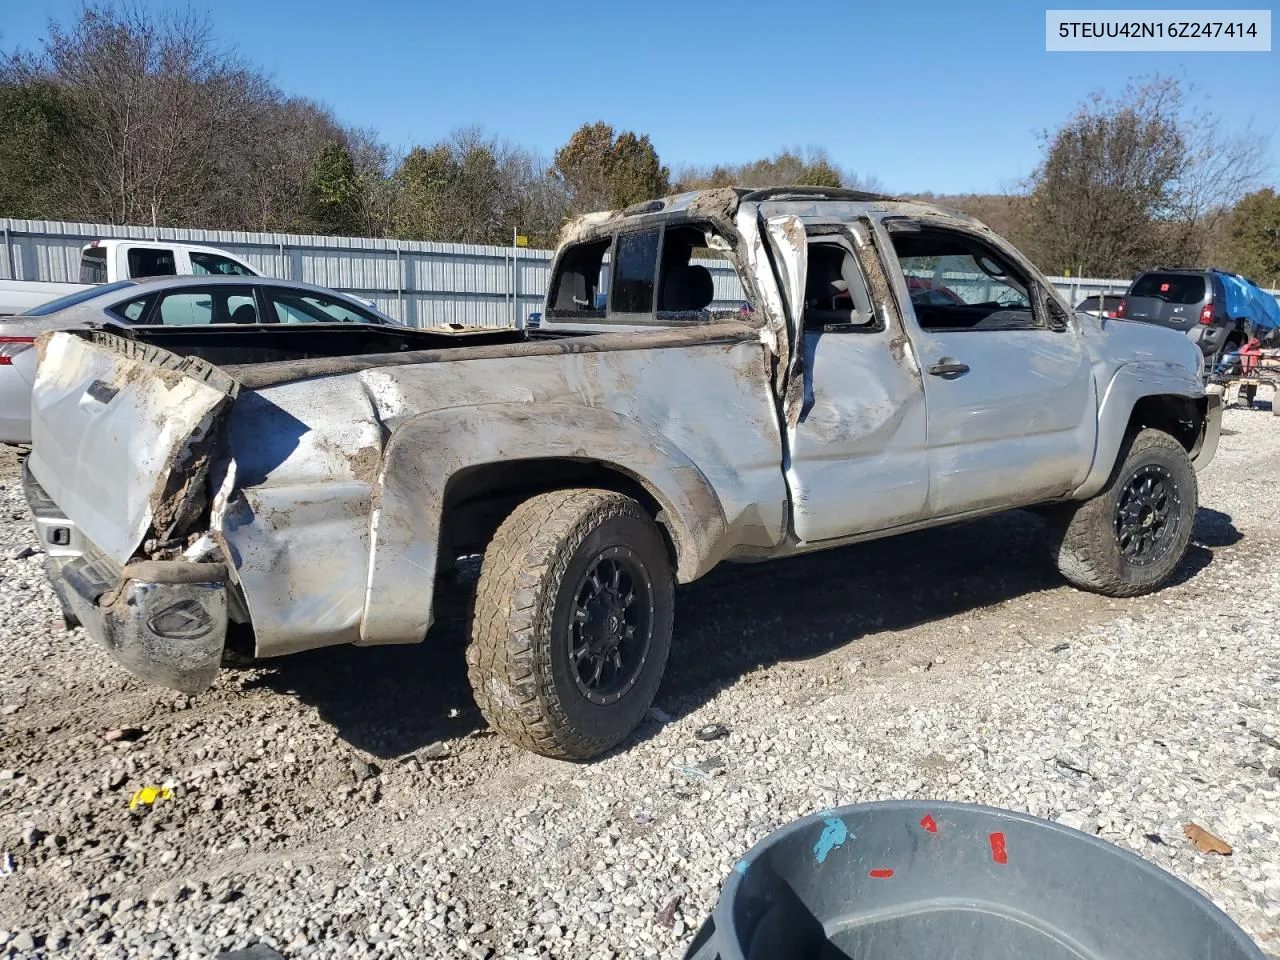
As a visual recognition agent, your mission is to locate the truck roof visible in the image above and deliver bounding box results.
[83,238,248,256]
[559,185,989,245]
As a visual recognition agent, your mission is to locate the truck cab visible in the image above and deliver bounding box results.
[77,240,259,283]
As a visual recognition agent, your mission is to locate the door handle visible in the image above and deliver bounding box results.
[928,359,969,379]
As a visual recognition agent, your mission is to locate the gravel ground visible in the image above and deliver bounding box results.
[1,398,1278,959]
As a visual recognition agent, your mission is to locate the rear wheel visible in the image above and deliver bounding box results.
[466,489,674,760]
[1045,429,1197,597]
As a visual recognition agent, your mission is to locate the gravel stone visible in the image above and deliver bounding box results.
[0,403,1278,958]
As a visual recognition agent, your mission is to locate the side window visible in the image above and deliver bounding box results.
[266,289,378,323]
[155,287,257,325]
[190,251,256,277]
[891,228,1038,331]
[127,248,177,278]
[107,295,155,324]
[547,238,611,319]
[611,228,659,314]
[803,239,878,332]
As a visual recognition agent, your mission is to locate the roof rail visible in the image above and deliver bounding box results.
[738,186,892,203]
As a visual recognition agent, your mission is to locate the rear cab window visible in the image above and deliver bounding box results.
[544,221,750,330]
[1129,273,1206,304]
[79,247,108,284]
[612,229,660,314]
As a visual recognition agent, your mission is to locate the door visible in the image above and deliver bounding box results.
[885,221,1095,517]
[125,246,178,279]
[114,284,261,326]
[778,222,929,542]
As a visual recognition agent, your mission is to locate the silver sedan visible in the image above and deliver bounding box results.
[0,276,402,444]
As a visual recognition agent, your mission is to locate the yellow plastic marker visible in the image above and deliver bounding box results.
[128,785,174,809]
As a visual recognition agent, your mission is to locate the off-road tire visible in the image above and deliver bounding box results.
[1046,428,1197,597]
[466,489,674,760]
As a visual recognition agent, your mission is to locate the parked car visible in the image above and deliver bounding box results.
[0,275,404,444]
[24,187,1220,761]
[0,240,260,317]
[1075,294,1124,318]
[1114,268,1280,370]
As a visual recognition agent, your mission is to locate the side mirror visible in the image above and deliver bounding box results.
[1047,298,1070,331]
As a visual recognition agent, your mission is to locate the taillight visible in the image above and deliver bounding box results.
[1199,302,1213,325]
[0,337,35,365]
[1113,298,1126,319]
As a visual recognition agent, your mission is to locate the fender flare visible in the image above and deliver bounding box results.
[358,403,729,645]
[1072,361,1207,500]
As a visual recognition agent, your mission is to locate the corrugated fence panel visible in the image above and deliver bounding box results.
[3,218,1276,328]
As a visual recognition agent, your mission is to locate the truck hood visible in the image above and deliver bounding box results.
[1081,314,1204,383]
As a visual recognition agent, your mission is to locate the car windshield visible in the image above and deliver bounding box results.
[1129,273,1205,304]
[23,280,137,316]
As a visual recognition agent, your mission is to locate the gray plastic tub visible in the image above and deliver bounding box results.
[684,801,1264,960]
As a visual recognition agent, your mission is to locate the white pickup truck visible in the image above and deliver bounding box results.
[24,187,1221,761]
[0,239,259,316]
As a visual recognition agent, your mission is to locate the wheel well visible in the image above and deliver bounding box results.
[1126,394,1204,453]
[438,459,676,570]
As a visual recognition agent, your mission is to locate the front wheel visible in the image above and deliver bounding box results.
[1045,429,1197,597]
[466,489,674,760]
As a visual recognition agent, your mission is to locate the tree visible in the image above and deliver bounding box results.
[552,122,670,214]
[0,81,75,218]
[607,131,669,208]
[1024,78,1184,276]
[1226,188,1280,287]
[305,142,364,236]
[1,4,382,233]
[390,129,567,245]
[1024,76,1265,276]
[674,148,881,193]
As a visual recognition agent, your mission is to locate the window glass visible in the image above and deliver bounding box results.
[108,295,154,323]
[127,248,177,278]
[892,230,1037,331]
[156,288,257,325]
[611,229,659,313]
[547,239,611,318]
[803,241,877,331]
[267,289,379,324]
[79,247,108,284]
[23,281,134,317]
[190,251,256,277]
[656,225,720,318]
[1129,273,1205,304]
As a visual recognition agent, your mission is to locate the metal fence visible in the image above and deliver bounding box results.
[3,217,1276,327]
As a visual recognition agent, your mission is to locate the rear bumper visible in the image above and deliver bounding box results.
[1187,324,1229,356]
[24,463,228,694]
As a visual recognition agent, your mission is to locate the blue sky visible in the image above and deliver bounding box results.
[4,0,1277,194]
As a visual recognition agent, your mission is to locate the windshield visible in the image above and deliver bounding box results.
[1129,273,1205,304]
[23,280,136,317]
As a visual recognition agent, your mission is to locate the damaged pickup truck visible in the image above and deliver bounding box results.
[25,187,1221,760]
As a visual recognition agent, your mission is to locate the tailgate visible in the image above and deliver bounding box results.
[1123,295,1194,330]
[28,331,238,567]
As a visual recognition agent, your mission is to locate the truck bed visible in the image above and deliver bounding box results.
[102,321,528,371]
